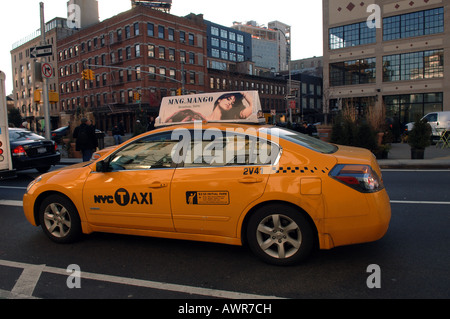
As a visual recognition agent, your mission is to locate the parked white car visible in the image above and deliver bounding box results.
[406,111,450,140]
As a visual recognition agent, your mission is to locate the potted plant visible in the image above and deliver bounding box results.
[408,116,432,159]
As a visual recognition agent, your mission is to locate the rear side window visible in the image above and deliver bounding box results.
[262,127,337,154]
[172,129,280,168]
[424,113,437,122]
[9,130,45,142]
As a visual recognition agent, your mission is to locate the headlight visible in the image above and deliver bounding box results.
[26,175,42,193]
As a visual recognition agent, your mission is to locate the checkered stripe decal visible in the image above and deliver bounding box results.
[271,166,330,174]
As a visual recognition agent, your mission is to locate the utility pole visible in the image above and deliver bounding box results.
[40,2,51,139]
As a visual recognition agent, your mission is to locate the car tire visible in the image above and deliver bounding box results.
[247,204,314,266]
[39,194,82,244]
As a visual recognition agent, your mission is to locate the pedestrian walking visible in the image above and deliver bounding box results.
[73,118,98,162]
[112,121,125,145]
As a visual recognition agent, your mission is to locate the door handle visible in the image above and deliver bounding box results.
[238,177,263,184]
[148,182,168,188]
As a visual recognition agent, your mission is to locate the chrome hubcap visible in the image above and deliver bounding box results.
[43,203,71,238]
[256,214,302,259]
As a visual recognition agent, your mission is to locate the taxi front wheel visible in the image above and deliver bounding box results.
[247,204,314,266]
[39,195,82,244]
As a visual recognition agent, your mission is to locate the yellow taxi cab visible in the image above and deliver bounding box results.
[23,91,390,266]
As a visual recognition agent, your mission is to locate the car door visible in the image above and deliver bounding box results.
[171,129,280,238]
[82,132,178,232]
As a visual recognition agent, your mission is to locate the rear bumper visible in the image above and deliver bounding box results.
[13,153,61,170]
[321,189,391,249]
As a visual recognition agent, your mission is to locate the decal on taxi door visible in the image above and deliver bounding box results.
[94,188,153,206]
[186,191,230,205]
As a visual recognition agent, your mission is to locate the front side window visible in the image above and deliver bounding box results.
[108,133,179,171]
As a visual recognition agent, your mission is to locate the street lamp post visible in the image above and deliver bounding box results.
[274,27,292,124]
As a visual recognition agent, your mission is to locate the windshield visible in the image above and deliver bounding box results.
[9,130,45,142]
[261,127,338,154]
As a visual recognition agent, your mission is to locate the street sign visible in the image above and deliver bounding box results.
[30,45,53,58]
[41,63,53,78]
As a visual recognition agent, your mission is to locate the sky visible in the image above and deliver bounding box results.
[0,0,323,94]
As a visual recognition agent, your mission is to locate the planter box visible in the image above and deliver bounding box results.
[410,148,425,160]
[317,127,332,142]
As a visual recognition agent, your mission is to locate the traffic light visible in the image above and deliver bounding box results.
[133,92,141,101]
[49,91,59,103]
[81,70,89,80]
[177,88,182,96]
[0,141,3,157]
[33,90,42,103]
[82,69,95,81]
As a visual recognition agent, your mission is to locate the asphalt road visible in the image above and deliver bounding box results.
[0,167,449,302]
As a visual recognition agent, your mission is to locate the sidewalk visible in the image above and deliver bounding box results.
[377,142,450,169]
[60,139,450,170]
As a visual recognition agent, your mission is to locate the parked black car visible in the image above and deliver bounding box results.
[51,126,69,144]
[9,128,61,173]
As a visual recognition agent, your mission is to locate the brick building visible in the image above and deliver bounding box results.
[57,5,207,132]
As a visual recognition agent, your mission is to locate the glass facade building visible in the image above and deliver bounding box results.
[323,0,449,125]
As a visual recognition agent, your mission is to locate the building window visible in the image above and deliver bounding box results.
[383,49,444,82]
[135,44,141,57]
[383,7,444,41]
[329,21,376,49]
[169,48,175,61]
[211,26,219,36]
[159,47,165,59]
[329,58,376,86]
[211,37,219,47]
[134,22,140,36]
[148,44,155,58]
[147,23,154,37]
[384,93,443,124]
[148,66,156,79]
[168,28,174,41]
[136,66,141,80]
[158,26,165,39]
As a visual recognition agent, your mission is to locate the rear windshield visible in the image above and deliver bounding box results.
[9,130,45,142]
[261,127,338,154]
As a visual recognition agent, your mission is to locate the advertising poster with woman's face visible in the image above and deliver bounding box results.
[156,91,263,126]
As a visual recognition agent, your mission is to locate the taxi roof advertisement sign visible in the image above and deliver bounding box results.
[156,91,264,127]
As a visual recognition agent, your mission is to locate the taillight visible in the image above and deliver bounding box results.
[330,164,384,193]
[13,145,26,156]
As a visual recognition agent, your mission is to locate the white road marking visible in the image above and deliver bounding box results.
[0,200,23,207]
[11,264,46,297]
[0,259,281,299]
[390,200,450,205]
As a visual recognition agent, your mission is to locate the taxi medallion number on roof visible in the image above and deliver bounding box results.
[23,91,391,266]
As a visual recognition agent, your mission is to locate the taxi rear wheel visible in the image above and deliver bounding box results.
[38,194,81,244]
[247,204,313,266]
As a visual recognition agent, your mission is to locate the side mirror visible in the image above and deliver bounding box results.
[96,160,110,173]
